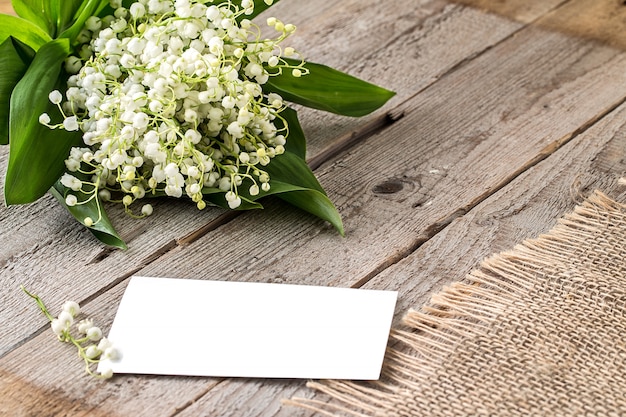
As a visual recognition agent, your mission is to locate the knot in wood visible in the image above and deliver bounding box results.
[373,179,404,194]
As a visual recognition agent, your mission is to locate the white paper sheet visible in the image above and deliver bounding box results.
[99,276,398,380]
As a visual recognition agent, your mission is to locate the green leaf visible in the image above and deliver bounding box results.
[11,0,54,35]
[272,184,343,235]
[59,0,110,43]
[50,181,127,249]
[278,106,306,160]
[6,35,36,63]
[265,59,395,117]
[0,14,52,51]
[0,37,35,145]
[48,0,60,36]
[56,0,84,37]
[5,38,83,205]
[260,152,343,235]
[200,187,264,210]
[198,152,343,233]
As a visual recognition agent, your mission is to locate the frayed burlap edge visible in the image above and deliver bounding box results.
[284,190,626,417]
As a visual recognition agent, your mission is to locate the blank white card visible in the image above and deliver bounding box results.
[99,276,398,380]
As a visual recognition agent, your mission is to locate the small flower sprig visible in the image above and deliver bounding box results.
[21,286,118,379]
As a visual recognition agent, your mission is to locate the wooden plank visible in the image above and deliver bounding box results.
[449,0,570,23]
[366,112,626,319]
[144,3,626,415]
[179,42,626,417]
[161,99,626,417]
[0,283,224,416]
[2,0,625,415]
[0,0,531,357]
[138,12,626,288]
[537,0,626,50]
[0,0,12,15]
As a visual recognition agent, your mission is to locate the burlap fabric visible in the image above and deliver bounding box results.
[289,190,626,416]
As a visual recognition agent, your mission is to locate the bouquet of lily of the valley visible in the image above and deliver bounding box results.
[0,0,394,248]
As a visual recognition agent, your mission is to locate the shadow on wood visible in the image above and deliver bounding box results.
[450,0,626,50]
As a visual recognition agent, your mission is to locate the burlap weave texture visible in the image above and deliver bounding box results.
[290,191,626,416]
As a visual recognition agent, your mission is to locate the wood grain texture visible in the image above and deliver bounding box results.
[169,5,626,414]
[187,41,626,417]
[537,0,626,50]
[0,0,12,15]
[5,0,626,416]
[449,0,569,23]
[137,11,626,289]
[0,0,529,358]
[368,103,626,318]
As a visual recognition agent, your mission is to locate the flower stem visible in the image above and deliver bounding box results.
[21,285,55,321]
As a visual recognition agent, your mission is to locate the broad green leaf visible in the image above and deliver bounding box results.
[237,175,343,235]
[6,35,36,63]
[11,0,54,35]
[277,106,305,160]
[265,59,395,117]
[272,184,343,235]
[0,14,52,50]
[59,0,110,43]
[43,0,83,38]
[0,37,35,145]
[262,151,325,193]
[6,38,83,205]
[56,0,84,37]
[200,187,264,210]
[198,151,343,233]
[259,152,343,234]
[48,0,60,36]
[51,181,127,249]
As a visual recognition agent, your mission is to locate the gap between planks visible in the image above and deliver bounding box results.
[158,1,626,414]
[7,1,622,415]
[0,0,584,365]
[349,92,626,291]
[170,0,577,288]
[91,0,576,260]
[137,0,573,255]
[159,1,626,415]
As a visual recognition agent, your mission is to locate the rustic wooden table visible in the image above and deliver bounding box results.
[3,0,626,415]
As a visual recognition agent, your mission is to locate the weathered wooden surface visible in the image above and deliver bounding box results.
[2,0,626,416]
[0,0,529,357]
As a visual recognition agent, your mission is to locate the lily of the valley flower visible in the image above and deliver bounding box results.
[41,0,307,226]
[22,286,118,379]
